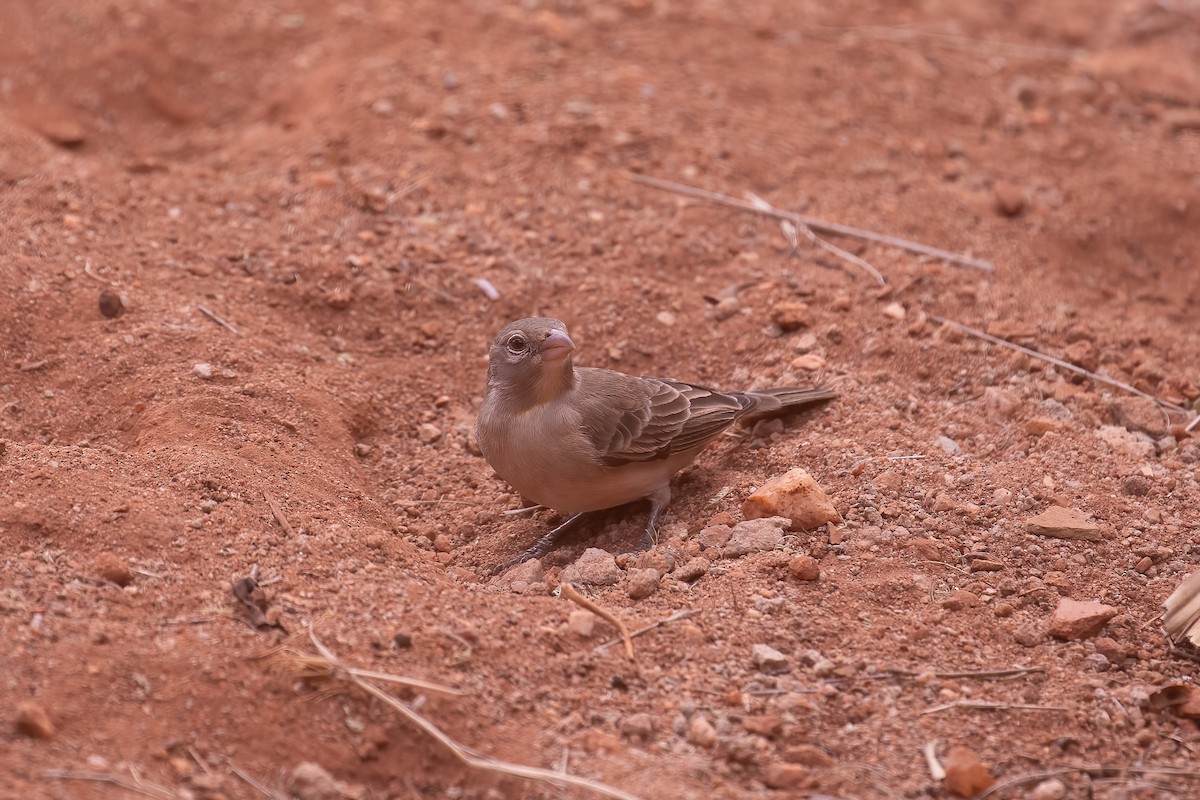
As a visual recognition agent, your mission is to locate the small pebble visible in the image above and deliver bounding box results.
[416,423,442,444]
[656,310,677,326]
[1030,778,1066,800]
[561,548,622,586]
[993,181,1026,216]
[192,363,214,380]
[788,555,820,581]
[881,302,906,320]
[671,556,710,583]
[568,609,596,638]
[95,552,133,586]
[98,290,125,318]
[15,701,54,739]
[687,716,717,747]
[762,762,808,789]
[625,568,660,600]
[751,643,790,674]
[200,499,218,514]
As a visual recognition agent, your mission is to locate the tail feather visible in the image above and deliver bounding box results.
[736,385,836,421]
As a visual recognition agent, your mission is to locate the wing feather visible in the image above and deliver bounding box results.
[575,369,746,466]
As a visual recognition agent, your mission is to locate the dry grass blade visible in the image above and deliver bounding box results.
[922,699,1069,716]
[558,582,635,660]
[262,645,465,696]
[226,759,285,799]
[44,769,176,800]
[923,741,945,781]
[932,316,1189,414]
[631,173,995,272]
[595,609,700,653]
[197,305,239,334]
[769,207,886,286]
[300,627,646,800]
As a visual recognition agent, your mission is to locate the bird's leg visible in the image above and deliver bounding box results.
[636,485,672,552]
[492,512,586,575]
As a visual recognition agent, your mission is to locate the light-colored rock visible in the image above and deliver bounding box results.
[696,524,732,550]
[790,353,825,372]
[873,469,903,493]
[1030,778,1067,800]
[942,746,994,798]
[1097,425,1156,459]
[752,643,790,674]
[983,387,1020,422]
[788,555,820,581]
[1048,598,1118,640]
[881,301,906,320]
[95,552,133,586]
[15,702,54,739]
[288,762,343,800]
[687,716,717,747]
[1026,506,1102,541]
[625,568,660,600]
[770,301,810,332]
[560,548,622,585]
[782,744,834,767]
[993,182,1026,217]
[723,517,786,557]
[742,469,841,531]
[1111,396,1168,438]
[417,423,442,444]
[192,362,214,379]
[493,558,544,587]
[568,609,596,638]
[762,762,808,789]
[671,557,710,583]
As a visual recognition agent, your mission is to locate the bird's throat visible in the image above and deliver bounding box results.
[534,359,575,407]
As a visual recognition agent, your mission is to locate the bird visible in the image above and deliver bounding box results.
[475,316,835,571]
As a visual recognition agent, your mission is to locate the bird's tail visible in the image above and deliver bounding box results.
[735,385,836,422]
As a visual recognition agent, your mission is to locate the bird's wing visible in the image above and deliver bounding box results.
[576,370,747,466]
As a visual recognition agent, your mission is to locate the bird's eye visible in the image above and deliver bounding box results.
[506,334,527,353]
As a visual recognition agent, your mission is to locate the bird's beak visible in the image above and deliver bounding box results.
[540,329,575,362]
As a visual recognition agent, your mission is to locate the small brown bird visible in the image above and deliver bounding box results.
[475,317,834,569]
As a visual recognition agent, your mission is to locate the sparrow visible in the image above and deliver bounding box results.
[475,317,835,570]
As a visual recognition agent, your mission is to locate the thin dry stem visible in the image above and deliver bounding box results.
[44,769,175,800]
[262,491,296,537]
[595,609,701,654]
[197,305,239,334]
[922,699,1069,716]
[303,626,646,800]
[631,173,995,272]
[933,316,1189,413]
[923,741,946,781]
[558,582,635,660]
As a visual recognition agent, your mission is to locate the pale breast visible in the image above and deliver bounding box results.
[477,398,693,513]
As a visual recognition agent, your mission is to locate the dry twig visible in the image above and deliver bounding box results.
[264,643,464,697]
[44,769,175,800]
[631,173,995,272]
[922,699,1068,716]
[197,305,239,334]
[595,609,701,653]
[558,582,635,660]
[932,316,1189,413]
[288,626,645,800]
[262,491,296,537]
[226,758,285,799]
[760,197,886,286]
[923,741,946,781]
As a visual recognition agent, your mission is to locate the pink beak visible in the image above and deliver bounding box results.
[540,329,575,362]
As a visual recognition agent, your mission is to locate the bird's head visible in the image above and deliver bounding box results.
[486,317,577,409]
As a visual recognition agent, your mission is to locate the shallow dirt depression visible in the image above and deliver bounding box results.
[2,1,1200,799]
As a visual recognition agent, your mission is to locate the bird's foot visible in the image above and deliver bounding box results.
[490,512,586,576]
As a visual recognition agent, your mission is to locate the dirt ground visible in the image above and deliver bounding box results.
[3,1,1200,798]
